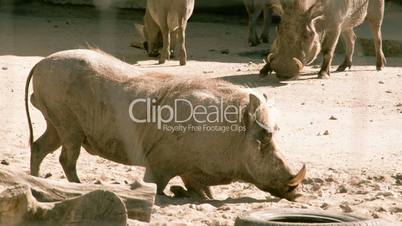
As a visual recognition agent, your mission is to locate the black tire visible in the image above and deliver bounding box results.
[234,209,396,226]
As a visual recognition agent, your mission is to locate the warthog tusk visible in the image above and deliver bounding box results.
[293,57,304,70]
[267,53,275,64]
[288,164,307,187]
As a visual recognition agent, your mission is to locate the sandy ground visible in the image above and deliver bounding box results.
[0,2,401,225]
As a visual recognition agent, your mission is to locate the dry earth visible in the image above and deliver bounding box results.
[0,2,401,225]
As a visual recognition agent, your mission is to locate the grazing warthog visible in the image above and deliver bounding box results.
[137,0,194,65]
[243,0,280,46]
[260,0,386,79]
[25,49,306,200]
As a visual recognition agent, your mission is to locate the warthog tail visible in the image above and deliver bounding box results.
[25,65,37,147]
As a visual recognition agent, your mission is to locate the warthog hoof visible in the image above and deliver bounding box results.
[336,61,352,72]
[318,71,330,79]
[259,64,273,76]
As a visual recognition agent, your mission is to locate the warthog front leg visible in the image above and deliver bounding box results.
[318,27,342,79]
[336,28,356,72]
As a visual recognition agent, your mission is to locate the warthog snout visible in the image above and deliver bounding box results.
[260,54,304,79]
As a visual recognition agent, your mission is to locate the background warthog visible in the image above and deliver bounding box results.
[25,49,306,201]
[243,0,280,46]
[138,0,194,65]
[260,0,386,79]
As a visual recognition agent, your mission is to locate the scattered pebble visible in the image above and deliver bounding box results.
[337,185,348,193]
[320,203,330,210]
[196,204,216,212]
[203,70,214,74]
[94,180,102,184]
[1,160,9,165]
[323,130,330,136]
[389,206,402,213]
[325,177,334,183]
[44,173,52,178]
[376,191,393,197]
[329,115,337,120]
[340,203,353,213]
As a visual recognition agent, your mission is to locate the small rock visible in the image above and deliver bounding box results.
[112,181,120,184]
[329,115,337,120]
[1,66,7,70]
[44,173,52,178]
[236,69,241,72]
[196,203,216,211]
[54,25,59,28]
[203,70,214,74]
[385,90,392,94]
[301,102,305,105]
[389,206,402,213]
[340,203,353,213]
[317,132,321,136]
[355,190,369,195]
[1,160,9,165]
[337,185,348,193]
[320,203,330,210]
[311,183,321,191]
[378,81,384,84]
[11,89,14,92]
[325,177,334,183]
[65,21,70,25]
[94,180,102,184]
[376,191,393,197]
[375,206,387,212]
[391,173,402,180]
[323,130,330,136]
[218,205,230,211]
[220,49,230,54]
[302,178,314,184]
[313,178,324,183]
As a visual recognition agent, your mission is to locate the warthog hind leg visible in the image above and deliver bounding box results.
[30,119,61,177]
[260,7,272,44]
[318,27,342,79]
[336,29,356,72]
[367,0,386,70]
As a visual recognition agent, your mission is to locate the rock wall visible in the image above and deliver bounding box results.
[42,0,244,9]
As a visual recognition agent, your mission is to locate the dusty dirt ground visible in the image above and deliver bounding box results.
[0,2,401,225]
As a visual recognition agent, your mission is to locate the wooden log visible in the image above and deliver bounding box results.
[0,167,156,222]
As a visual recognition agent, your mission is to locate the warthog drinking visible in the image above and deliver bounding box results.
[25,49,306,200]
[136,0,194,65]
[260,0,386,79]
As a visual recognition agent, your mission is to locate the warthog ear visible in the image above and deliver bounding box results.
[248,93,261,115]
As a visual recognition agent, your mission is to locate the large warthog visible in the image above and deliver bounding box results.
[135,0,194,65]
[25,49,306,200]
[243,0,280,46]
[260,0,386,79]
